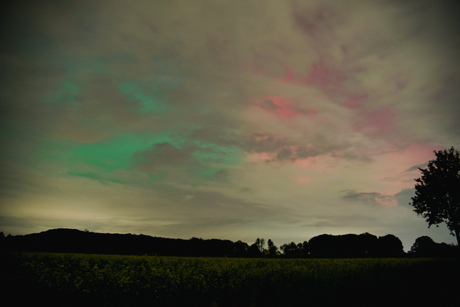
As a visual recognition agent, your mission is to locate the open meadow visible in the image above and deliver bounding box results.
[1,252,458,307]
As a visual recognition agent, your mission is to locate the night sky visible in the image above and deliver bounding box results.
[1,0,460,251]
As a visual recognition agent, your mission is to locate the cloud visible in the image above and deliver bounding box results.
[405,163,428,173]
[342,190,398,207]
[395,188,416,208]
[1,0,460,250]
[135,142,199,172]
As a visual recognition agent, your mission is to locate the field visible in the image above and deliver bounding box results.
[1,252,458,307]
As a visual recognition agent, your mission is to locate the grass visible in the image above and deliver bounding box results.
[1,252,458,306]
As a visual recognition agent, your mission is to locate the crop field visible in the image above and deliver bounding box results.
[1,252,458,307]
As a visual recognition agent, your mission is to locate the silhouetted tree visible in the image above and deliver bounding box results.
[298,241,309,257]
[233,240,249,257]
[409,236,458,257]
[281,242,294,256]
[308,233,404,258]
[0,231,4,251]
[281,242,302,257]
[267,239,278,256]
[359,232,379,256]
[377,234,404,257]
[410,147,460,246]
[255,238,265,253]
[248,243,262,257]
[308,234,335,257]
[410,236,436,256]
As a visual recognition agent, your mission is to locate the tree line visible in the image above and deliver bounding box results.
[1,228,457,258]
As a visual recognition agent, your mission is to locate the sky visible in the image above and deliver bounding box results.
[1,0,460,251]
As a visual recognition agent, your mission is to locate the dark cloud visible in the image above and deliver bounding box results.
[276,147,294,160]
[186,128,237,147]
[244,134,288,154]
[342,191,381,203]
[296,146,317,159]
[342,190,397,207]
[302,212,383,229]
[260,99,280,112]
[405,163,428,173]
[241,133,320,162]
[212,169,229,181]
[395,188,416,207]
[135,142,199,173]
[293,1,343,37]
[1,0,459,249]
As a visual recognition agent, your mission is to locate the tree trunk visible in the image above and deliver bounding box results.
[456,230,460,247]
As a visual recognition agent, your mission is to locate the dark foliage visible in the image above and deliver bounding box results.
[267,239,278,256]
[280,241,308,258]
[409,236,459,257]
[1,253,459,307]
[307,233,404,258]
[0,228,414,258]
[0,229,247,257]
[411,146,460,245]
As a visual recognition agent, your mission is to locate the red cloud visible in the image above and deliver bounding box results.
[253,96,300,118]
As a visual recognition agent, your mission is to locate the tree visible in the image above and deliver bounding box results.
[410,236,458,257]
[376,234,404,257]
[233,240,249,257]
[281,242,297,257]
[410,147,460,246]
[255,238,265,253]
[298,241,309,257]
[248,243,262,257]
[410,236,436,256]
[267,239,278,256]
[281,242,303,257]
